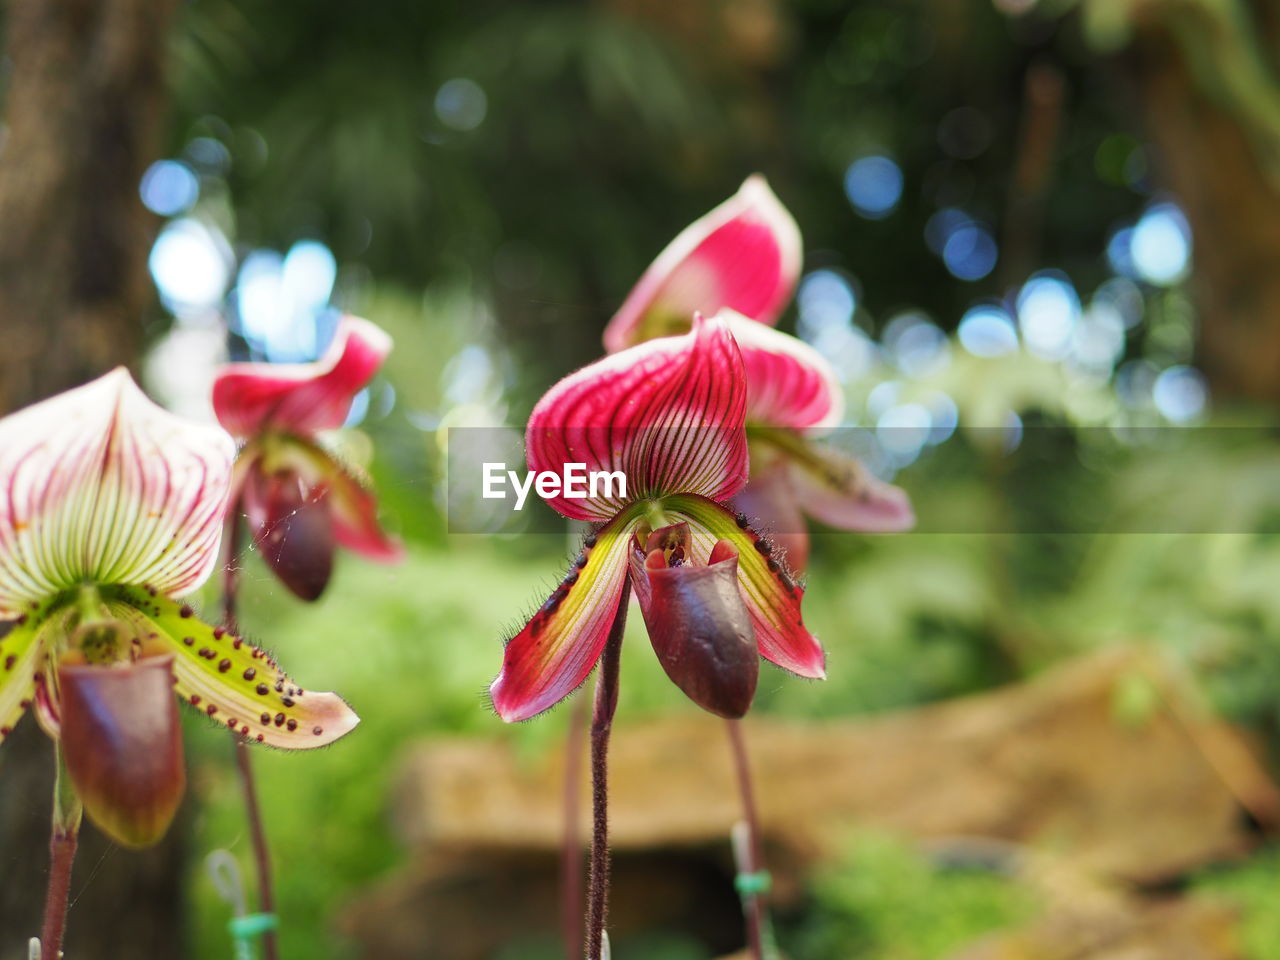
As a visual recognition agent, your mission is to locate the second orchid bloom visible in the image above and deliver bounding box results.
[0,370,358,848]
[604,176,914,571]
[490,314,825,723]
[213,316,404,601]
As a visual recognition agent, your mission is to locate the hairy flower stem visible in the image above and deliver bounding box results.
[727,718,766,960]
[560,692,589,959]
[221,510,279,960]
[40,828,76,960]
[585,582,630,960]
[41,744,81,960]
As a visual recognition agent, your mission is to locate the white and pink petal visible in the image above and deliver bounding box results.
[0,369,234,616]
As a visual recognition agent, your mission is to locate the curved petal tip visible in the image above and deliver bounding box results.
[604,175,802,352]
[213,315,392,437]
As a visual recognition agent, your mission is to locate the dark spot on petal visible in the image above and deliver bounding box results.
[256,734,264,742]
[275,713,286,726]
[243,667,256,681]
[286,719,297,732]
[282,697,294,707]
[189,695,201,706]
[233,637,243,650]
[213,627,225,639]
[312,726,323,736]
[256,683,269,696]
[183,637,194,646]
[207,705,218,716]
[260,712,271,725]
[180,605,194,618]
[218,659,232,673]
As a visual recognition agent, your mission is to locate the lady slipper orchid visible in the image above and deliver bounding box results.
[490,315,825,723]
[723,311,915,571]
[603,175,914,569]
[213,315,404,601]
[603,175,802,353]
[0,369,358,848]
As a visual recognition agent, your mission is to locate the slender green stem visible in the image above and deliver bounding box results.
[40,743,82,960]
[221,507,279,960]
[727,719,767,960]
[585,582,630,960]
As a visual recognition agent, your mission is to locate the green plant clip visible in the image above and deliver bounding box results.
[735,869,772,897]
[228,912,279,940]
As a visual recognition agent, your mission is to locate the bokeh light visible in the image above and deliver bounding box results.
[1070,303,1126,375]
[924,390,958,445]
[882,312,949,378]
[844,155,903,219]
[140,160,199,216]
[925,207,969,254]
[958,304,1019,357]
[233,240,338,361]
[797,269,856,339]
[876,402,932,464]
[941,222,998,281]
[1130,202,1191,285]
[1152,365,1207,422]
[148,218,233,316]
[435,78,488,131]
[1016,271,1079,360]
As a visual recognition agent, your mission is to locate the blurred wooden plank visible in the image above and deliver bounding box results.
[391,648,1275,884]
[345,648,1276,958]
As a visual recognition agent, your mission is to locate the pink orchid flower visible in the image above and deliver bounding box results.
[603,177,913,569]
[0,369,358,848]
[490,315,824,723]
[213,316,404,601]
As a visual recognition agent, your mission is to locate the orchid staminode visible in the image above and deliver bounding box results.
[603,176,913,570]
[490,314,825,723]
[213,315,404,601]
[0,369,358,849]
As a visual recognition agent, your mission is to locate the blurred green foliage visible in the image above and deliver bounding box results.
[144,0,1280,956]
[787,833,1034,960]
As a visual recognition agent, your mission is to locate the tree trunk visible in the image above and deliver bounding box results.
[1126,23,1280,406]
[0,0,184,956]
